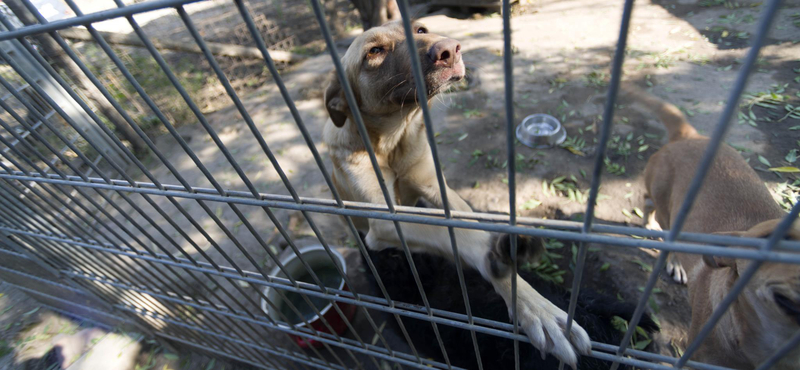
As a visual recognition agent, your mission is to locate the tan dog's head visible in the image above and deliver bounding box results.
[704,219,800,326]
[325,21,465,127]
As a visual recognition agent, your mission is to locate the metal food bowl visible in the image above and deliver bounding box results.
[516,114,567,149]
[261,245,355,348]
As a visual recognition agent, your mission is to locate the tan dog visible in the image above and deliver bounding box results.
[323,21,590,366]
[691,220,800,369]
[629,87,800,369]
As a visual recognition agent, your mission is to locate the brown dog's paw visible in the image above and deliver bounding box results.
[488,234,545,279]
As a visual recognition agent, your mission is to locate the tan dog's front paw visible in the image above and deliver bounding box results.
[666,254,687,284]
[514,294,591,369]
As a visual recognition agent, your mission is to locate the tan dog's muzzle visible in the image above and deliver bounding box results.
[427,38,461,69]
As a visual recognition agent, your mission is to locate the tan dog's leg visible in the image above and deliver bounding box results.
[369,220,592,367]
[415,178,472,213]
[395,178,422,207]
[402,146,473,212]
[491,275,590,365]
[487,234,592,366]
[341,154,591,367]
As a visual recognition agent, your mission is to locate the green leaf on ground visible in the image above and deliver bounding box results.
[631,260,653,272]
[769,166,800,173]
[787,150,798,164]
[521,199,542,210]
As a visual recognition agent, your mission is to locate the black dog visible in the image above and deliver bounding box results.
[364,239,658,370]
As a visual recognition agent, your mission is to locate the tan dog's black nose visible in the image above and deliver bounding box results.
[428,39,461,68]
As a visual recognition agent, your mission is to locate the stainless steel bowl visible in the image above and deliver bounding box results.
[260,245,347,328]
[516,114,567,149]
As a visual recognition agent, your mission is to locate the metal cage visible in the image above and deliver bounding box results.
[0,0,797,369]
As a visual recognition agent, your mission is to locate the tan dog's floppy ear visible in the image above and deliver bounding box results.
[705,219,800,269]
[705,230,744,269]
[324,76,349,128]
[703,224,787,270]
[743,219,800,240]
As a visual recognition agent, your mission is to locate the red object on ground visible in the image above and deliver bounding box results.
[292,285,357,349]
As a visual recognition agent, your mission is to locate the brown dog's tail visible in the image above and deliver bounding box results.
[621,85,698,142]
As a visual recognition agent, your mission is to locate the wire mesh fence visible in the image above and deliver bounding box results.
[0,0,798,369]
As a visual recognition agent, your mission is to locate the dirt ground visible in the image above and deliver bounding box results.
[29,0,800,367]
[0,282,233,370]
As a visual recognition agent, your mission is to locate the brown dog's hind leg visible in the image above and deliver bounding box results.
[644,197,661,231]
[644,198,688,284]
[644,197,687,284]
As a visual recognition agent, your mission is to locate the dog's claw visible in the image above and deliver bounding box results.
[570,324,592,355]
[677,269,687,284]
[530,316,546,348]
[666,256,688,285]
[514,295,591,368]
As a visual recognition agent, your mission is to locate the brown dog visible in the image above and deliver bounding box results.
[629,87,800,369]
[323,21,590,366]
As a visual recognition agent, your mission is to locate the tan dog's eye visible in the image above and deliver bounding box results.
[367,46,384,58]
[416,27,428,34]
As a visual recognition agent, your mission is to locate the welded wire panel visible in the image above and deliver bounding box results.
[0,0,797,369]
